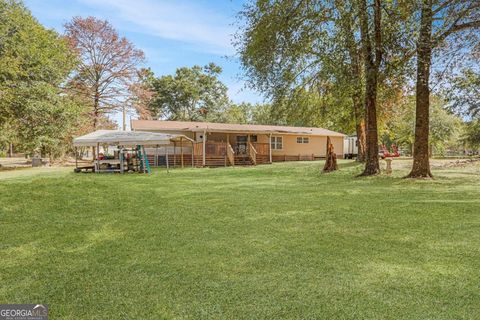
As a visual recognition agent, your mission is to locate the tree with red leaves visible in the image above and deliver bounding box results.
[64,16,145,130]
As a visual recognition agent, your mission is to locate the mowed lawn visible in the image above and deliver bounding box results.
[1,160,480,319]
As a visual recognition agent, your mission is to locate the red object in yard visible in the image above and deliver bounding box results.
[380,144,400,158]
[98,152,105,160]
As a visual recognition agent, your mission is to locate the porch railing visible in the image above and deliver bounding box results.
[207,141,227,156]
[252,143,269,156]
[233,143,269,156]
[248,142,257,165]
[193,140,266,165]
[193,141,227,156]
[227,143,235,166]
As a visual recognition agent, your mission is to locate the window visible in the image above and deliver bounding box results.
[236,135,247,143]
[296,137,309,144]
[271,136,283,150]
[250,135,257,142]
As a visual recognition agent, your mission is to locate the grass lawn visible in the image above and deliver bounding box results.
[1,160,480,319]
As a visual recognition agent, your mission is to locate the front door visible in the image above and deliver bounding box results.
[236,135,247,155]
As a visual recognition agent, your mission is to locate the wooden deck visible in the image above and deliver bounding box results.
[147,141,271,167]
[147,141,323,168]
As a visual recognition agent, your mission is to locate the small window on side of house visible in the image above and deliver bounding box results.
[277,137,283,149]
[271,136,283,150]
[297,137,309,144]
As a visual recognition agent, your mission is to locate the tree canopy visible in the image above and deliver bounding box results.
[446,67,480,118]
[147,63,230,122]
[236,0,480,177]
[64,16,145,130]
[235,0,415,174]
[1,0,479,166]
[0,0,83,157]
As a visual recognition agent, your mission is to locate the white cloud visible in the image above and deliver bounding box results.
[78,0,235,55]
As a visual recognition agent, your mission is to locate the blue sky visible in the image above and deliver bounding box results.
[24,0,263,125]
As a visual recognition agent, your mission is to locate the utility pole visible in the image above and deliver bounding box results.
[122,105,127,131]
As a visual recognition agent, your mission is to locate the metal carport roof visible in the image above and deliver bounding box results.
[73,130,193,147]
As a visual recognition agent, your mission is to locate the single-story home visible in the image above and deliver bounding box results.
[131,120,346,167]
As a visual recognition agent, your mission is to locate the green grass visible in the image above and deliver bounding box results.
[1,160,480,319]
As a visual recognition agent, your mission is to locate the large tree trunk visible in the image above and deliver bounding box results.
[93,91,99,129]
[8,143,13,158]
[407,0,433,178]
[356,119,366,162]
[353,95,367,162]
[339,0,366,163]
[323,136,338,172]
[362,69,380,175]
[92,91,99,159]
[350,54,366,163]
[358,0,381,175]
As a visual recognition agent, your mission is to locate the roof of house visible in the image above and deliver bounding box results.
[73,130,193,146]
[131,120,345,137]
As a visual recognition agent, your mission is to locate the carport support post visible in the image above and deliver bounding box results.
[119,148,124,173]
[75,147,78,170]
[202,129,206,167]
[96,142,100,173]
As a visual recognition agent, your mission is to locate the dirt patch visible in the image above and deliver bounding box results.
[0,156,90,170]
[377,157,480,172]
[433,158,480,168]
